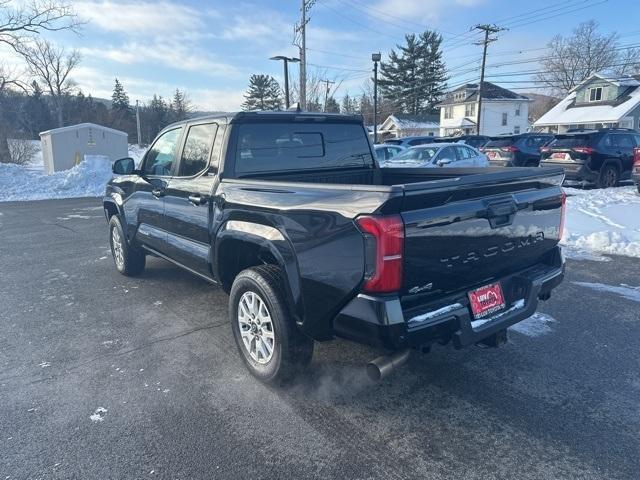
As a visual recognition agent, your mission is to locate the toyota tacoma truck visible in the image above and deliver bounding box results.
[104,112,566,384]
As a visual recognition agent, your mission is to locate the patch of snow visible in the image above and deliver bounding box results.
[471,299,525,330]
[38,362,51,368]
[407,302,463,324]
[1,144,146,202]
[510,312,557,337]
[573,281,640,303]
[561,186,640,259]
[90,407,107,423]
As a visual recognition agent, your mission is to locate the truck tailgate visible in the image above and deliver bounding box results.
[398,168,565,298]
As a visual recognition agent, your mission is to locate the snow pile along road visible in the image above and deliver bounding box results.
[0,156,113,202]
[561,186,640,259]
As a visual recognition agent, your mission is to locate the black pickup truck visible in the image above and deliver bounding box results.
[104,112,566,383]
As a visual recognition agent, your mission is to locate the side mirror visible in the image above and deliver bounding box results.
[437,158,453,167]
[113,157,136,175]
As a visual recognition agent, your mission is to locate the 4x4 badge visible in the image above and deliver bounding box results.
[409,283,433,294]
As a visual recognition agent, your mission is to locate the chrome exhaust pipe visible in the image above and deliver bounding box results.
[366,349,411,382]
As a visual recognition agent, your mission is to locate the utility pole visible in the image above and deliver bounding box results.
[372,52,381,143]
[295,0,315,111]
[473,24,504,135]
[270,56,300,109]
[135,100,142,146]
[321,79,335,111]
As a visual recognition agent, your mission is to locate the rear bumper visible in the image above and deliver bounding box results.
[540,161,597,182]
[333,247,565,350]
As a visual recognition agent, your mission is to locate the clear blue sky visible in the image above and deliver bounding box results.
[28,0,640,110]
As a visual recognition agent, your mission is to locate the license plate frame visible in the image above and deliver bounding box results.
[467,282,506,319]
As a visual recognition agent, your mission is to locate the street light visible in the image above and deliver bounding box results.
[372,52,381,143]
[270,55,300,109]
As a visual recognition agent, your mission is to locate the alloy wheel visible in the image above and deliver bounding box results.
[237,291,275,364]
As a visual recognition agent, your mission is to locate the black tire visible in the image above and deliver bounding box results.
[229,265,314,384]
[596,164,619,188]
[108,215,146,276]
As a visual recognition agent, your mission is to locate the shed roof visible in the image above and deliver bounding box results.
[40,123,128,137]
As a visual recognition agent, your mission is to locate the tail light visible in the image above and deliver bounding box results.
[633,147,640,167]
[571,146,593,155]
[356,215,404,293]
[501,146,519,153]
[559,190,567,241]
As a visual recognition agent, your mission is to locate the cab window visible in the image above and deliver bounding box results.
[142,128,183,176]
[178,123,218,176]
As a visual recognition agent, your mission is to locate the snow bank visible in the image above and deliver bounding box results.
[561,186,640,259]
[0,143,147,202]
[0,156,113,202]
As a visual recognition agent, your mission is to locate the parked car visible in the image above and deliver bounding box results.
[540,128,640,188]
[631,146,640,193]
[105,111,565,384]
[384,143,488,168]
[432,135,492,149]
[384,136,436,147]
[374,144,406,166]
[482,133,554,167]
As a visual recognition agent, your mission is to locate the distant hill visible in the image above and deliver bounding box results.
[523,92,562,123]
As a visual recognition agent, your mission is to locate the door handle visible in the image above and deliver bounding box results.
[188,194,208,206]
[151,188,165,198]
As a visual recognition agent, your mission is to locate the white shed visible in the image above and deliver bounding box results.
[40,123,128,174]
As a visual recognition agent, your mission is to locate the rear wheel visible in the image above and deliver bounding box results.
[597,164,619,188]
[109,216,145,276]
[229,265,313,384]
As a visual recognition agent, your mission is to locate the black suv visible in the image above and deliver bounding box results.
[540,129,640,188]
[482,133,554,167]
[432,135,491,149]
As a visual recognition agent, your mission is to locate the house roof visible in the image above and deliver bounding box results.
[437,82,530,106]
[40,122,128,136]
[534,83,640,126]
[380,114,439,131]
[569,73,640,93]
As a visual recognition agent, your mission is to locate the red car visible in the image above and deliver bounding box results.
[633,146,640,193]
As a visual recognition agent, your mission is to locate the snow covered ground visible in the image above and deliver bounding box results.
[0,143,146,202]
[561,186,640,259]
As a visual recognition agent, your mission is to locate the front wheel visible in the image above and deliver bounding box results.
[229,265,313,384]
[109,215,146,276]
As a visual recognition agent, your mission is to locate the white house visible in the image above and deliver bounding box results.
[40,123,128,174]
[437,83,531,136]
[533,73,640,133]
[376,114,440,141]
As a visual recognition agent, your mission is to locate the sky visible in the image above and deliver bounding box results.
[4,0,640,111]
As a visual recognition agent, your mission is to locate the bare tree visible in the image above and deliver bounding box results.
[21,38,80,127]
[0,0,78,162]
[537,20,640,95]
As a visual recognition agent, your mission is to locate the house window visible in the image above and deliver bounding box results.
[589,87,602,102]
[465,103,475,117]
[502,112,508,126]
[515,104,521,116]
[444,106,453,119]
[454,92,465,102]
[514,126,520,134]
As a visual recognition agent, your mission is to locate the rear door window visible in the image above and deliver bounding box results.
[178,123,218,176]
[235,122,373,174]
[454,145,471,160]
[612,134,634,150]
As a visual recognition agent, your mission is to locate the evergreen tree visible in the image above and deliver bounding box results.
[241,74,283,111]
[379,31,447,114]
[23,81,52,137]
[169,89,192,122]
[341,93,354,114]
[325,96,340,113]
[111,78,130,112]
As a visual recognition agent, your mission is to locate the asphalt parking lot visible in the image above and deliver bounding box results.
[1,197,639,480]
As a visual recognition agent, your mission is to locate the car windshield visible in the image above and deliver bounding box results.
[389,147,437,162]
[485,138,516,148]
[550,135,591,148]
